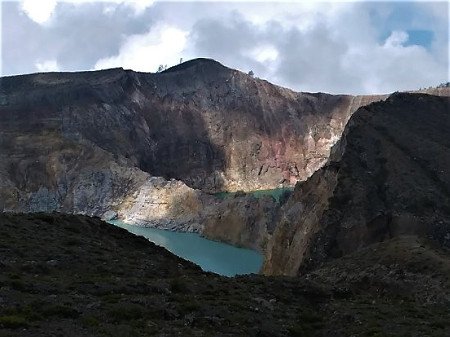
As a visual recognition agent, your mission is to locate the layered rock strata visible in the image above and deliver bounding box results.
[2,60,448,254]
[0,59,384,201]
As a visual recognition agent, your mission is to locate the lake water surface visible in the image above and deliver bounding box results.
[110,220,263,277]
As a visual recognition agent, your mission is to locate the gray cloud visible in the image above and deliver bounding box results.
[2,1,153,74]
[52,3,152,69]
[190,13,269,75]
[1,1,448,94]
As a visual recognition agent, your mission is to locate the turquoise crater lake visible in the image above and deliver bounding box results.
[110,220,263,277]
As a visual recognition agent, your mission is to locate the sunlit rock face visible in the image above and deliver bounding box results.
[116,177,213,233]
[263,93,450,276]
[0,59,385,198]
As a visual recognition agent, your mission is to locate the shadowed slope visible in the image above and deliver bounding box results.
[0,213,449,336]
[263,93,450,276]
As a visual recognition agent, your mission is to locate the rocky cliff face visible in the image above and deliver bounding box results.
[0,58,386,240]
[201,193,281,251]
[117,177,213,232]
[263,92,450,275]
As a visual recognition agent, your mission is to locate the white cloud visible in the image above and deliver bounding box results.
[98,0,156,15]
[251,45,279,64]
[36,59,60,72]
[20,0,57,25]
[74,0,155,15]
[128,0,155,14]
[94,25,187,72]
[340,32,443,94]
[5,1,448,94]
[384,30,409,48]
[20,0,155,20]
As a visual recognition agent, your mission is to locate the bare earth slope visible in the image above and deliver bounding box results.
[263,93,450,276]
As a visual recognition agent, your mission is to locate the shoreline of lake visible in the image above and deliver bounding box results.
[109,220,263,277]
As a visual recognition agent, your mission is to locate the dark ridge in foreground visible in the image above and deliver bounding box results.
[1,213,449,336]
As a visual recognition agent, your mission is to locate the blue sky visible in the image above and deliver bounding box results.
[404,30,434,49]
[370,2,436,48]
[1,1,448,94]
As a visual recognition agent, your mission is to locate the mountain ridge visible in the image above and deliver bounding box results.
[0,59,386,213]
[1,59,449,252]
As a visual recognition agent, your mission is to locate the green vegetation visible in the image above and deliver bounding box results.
[0,315,28,329]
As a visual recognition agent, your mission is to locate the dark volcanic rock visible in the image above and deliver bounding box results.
[263,93,450,276]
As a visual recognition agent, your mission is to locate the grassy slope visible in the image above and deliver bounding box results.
[0,213,449,336]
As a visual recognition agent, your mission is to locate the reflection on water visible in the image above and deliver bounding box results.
[110,220,263,277]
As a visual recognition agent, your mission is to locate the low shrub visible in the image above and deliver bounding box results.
[0,315,28,328]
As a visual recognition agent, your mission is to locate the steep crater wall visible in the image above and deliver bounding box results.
[263,93,450,275]
[0,59,385,198]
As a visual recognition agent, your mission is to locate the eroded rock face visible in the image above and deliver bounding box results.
[262,165,339,274]
[263,93,450,276]
[0,59,385,199]
[0,133,148,216]
[0,58,388,241]
[3,60,448,254]
[201,193,281,251]
[117,176,213,233]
